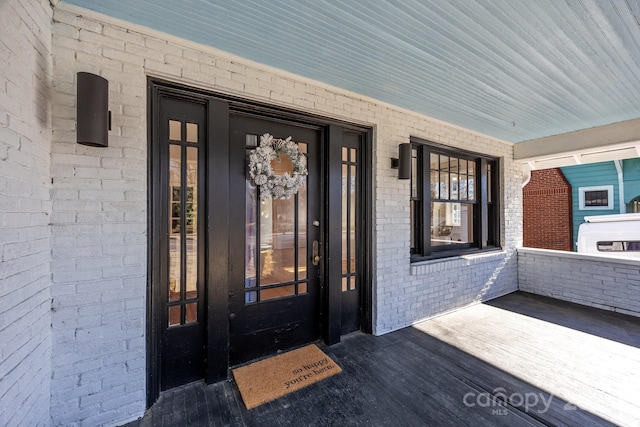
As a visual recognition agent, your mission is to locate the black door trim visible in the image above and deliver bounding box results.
[206,99,230,383]
[147,77,373,406]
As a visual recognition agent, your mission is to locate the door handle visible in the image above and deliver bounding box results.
[312,240,320,266]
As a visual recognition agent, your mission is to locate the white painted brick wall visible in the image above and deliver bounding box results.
[0,1,53,426]
[50,4,522,425]
[518,248,640,316]
[50,10,147,426]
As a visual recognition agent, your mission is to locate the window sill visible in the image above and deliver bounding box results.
[410,247,505,276]
[411,247,502,263]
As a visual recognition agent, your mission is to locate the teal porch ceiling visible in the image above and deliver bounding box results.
[63,0,640,143]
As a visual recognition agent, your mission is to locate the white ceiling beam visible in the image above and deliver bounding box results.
[514,117,640,161]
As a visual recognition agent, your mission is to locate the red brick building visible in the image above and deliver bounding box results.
[523,169,573,251]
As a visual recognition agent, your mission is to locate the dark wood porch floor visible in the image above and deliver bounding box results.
[129,292,640,426]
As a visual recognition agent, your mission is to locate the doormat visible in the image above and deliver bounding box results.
[232,344,342,410]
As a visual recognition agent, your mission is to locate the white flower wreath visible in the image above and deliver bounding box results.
[248,133,308,199]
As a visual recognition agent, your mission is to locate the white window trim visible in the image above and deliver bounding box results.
[579,185,614,210]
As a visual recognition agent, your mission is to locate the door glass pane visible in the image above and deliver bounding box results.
[298,179,307,281]
[168,305,180,327]
[186,123,198,143]
[260,198,295,285]
[185,302,197,323]
[245,290,257,304]
[342,163,348,275]
[246,160,257,289]
[246,139,309,302]
[246,134,258,147]
[342,277,348,292]
[169,145,181,302]
[261,285,295,301]
[186,147,198,299]
[298,143,307,281]
[349,164,356,273]
[169,120,181,141]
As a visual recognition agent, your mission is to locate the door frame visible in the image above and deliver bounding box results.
[147,78,373,406]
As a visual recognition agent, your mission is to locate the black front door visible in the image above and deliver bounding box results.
[149,81,372,405]
[157,96,207,390]
[228,114,322,365]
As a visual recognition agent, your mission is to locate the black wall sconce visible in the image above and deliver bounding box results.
[77,72,110,147]
[391,143,411,179]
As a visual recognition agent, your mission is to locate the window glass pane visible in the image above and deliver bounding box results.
[467,159,475,175]
[451,173,459,200]
[585,190,608,207]
[169,120,181,141]
[431,170,439,199]
[186,123,198,143]
[597,241,622,252]
[430,153,440,199]
[439,170,449,199]
[411,148,418,199]
[440,155,449,171]
[410,200,415,251]
[449,157,459,173]
[627,242,640,251]
[431,202,474,247]
[468,161,476,201]
[459,159,468,175]
[459,166,468,201]
[430,153,439,170]
[487,163,493,203]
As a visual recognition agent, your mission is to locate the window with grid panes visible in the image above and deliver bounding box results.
[410,139,500,260]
